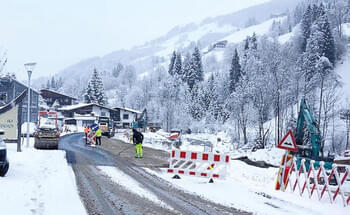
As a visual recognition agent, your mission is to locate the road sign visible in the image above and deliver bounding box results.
[90,123,99,132]
[277,130,298,152]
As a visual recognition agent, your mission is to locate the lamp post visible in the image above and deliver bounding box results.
[24,62,36,148]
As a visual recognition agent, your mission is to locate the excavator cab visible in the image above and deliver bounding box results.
[293,99,333,170]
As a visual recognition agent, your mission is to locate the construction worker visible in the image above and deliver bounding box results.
[84,126,89,144]
[96,128,102,145]
[132,128,144,158]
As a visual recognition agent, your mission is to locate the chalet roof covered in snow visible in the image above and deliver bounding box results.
[113,106,142,114]
[58,103,116,112]
[40,89,77,100]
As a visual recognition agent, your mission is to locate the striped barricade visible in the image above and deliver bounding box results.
[87,131,96,146]
[167,150,230,181]
[287,158,350,207]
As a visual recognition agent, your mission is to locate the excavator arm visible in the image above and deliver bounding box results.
[132,108,147,129]
[295,99,321,160]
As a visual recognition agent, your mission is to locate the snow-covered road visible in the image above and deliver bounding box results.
[61,133,246,214]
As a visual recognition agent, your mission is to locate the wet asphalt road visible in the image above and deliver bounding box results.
[59,133,250,215]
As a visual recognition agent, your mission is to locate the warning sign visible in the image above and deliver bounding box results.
[277,130,298,152]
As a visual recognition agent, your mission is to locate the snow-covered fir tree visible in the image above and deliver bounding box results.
[314,13,335,64]
[168,51,176,76]
[84,68,108,106]
[174,52,182,77]
[229,48,242,93]
[182,52,191,82]
[186,47,203,89]
[301,5,313,52]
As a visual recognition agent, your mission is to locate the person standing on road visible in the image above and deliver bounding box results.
[84,126,89,144]
[132,128,144,158]
[96,128,102,145]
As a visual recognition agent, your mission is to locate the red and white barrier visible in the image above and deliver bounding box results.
[87,131,96,146]
[167,150,230,180]
[286,158,350,207]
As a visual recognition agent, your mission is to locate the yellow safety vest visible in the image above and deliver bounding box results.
[96,129,102,137]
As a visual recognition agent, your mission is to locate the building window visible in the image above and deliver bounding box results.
[123,114,129,120]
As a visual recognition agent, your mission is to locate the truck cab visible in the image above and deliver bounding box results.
[98,116,115,138]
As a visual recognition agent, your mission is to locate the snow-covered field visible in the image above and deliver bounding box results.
[0,139,86,215]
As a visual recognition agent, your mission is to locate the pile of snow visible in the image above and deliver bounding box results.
[0,140,86,215]
[232,147,284,166]
[98,166,173,211]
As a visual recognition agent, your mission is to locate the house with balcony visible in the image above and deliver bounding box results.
[40,89,77,110]
[0,75,39,123]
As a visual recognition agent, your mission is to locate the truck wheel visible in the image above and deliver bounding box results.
[0,163,9,177]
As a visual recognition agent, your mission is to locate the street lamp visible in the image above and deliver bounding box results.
[24,62,36,148]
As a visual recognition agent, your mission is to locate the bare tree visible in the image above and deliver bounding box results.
[0,50,7,75]
[340,108,350,150]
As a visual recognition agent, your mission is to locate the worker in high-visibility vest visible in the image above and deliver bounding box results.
[84,126,89,144]
[96,128,102,145]
[132,128,144,158]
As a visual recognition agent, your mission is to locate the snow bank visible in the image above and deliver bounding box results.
[232,147,284,166]
[0,141,86,215]
[145,159,349,215]
[98,166,173,210]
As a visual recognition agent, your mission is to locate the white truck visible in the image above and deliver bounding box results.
[34,111,60,149]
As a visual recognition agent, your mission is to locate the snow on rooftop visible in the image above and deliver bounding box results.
[115,106,142,114]
[58,103,91,111]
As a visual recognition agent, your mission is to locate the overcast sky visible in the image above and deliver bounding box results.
[0,0,269,80]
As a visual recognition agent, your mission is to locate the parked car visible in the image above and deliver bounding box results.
[21,122,37,137]
[0,130,9,177]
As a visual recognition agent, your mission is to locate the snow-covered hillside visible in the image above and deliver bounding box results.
[33,0,301,99]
